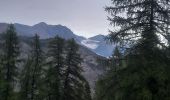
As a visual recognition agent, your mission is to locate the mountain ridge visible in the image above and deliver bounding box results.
[0,22,115,57]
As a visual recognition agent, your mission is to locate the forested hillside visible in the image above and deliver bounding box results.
[1,0,170,100]
[0,25,105,100]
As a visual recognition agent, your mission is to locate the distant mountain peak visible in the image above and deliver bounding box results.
[89,34,106,41]
[37,22,47,25]
[0,22,115,57]
[90,34,105,38]
[34,22,48,27]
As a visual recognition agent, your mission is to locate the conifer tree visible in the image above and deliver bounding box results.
[0,56,4,98]
[45,36,65,100]
[110,46,122,71]
[82,79,92,100]
[19,57,33,100]
[95,0,170,100]
[106,0,170,48]
[62,39,91,100]
[29,34,43,100]
[44,63,56,100]
[94,47,122,100]
[1,24,20,100]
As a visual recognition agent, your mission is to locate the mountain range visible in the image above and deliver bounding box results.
[0,22,115,93]
[0,22,115,57]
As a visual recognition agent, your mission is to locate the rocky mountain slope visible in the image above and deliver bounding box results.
[82,35,115,57]
[0,22,115,57]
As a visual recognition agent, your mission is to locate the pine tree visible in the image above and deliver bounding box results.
[62,39,91,100]
[0,56,4,98]
[44,63,56,100]
[1,24,20,100]
[110,46,122,71]
[95,0,170,100]
[19,57,33,100]
[45,36,65,100]
[29,34,44,100]
[82,79,92,100]
[94,47,122,100]
[106,0,170,48]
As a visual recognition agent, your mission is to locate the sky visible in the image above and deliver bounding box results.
[0,0,111,38]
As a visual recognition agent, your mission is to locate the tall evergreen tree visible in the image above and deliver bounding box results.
[0,56,4,98]
[44,63,56,100]
[1,24,20,100]
[106,0,170,48]
[45,36,65,100]
[29,34,43,100]
[110,46,122,71]
[82,78,92,100]
[95,0,170,100]
[94,47,122,100]
[19,57,33,100]
[62,39,91,100]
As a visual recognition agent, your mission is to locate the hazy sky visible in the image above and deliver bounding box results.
[0,0,111,38]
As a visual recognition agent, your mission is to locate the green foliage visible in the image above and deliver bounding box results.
[110,46,123,70]
[95,49,170,100]
[19,57,33,100]
[83,79,92,100]
[95,0,170,100]
[30,34,44,100]
[19,34,44,100]
[0,57,4,98]
[94,48,122,100]
[0,26,92,100]
[62,39,92,100]
[0,24,20,100]
[106,0,170,47]
[45,36,65,100]
[42,37,92,100]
